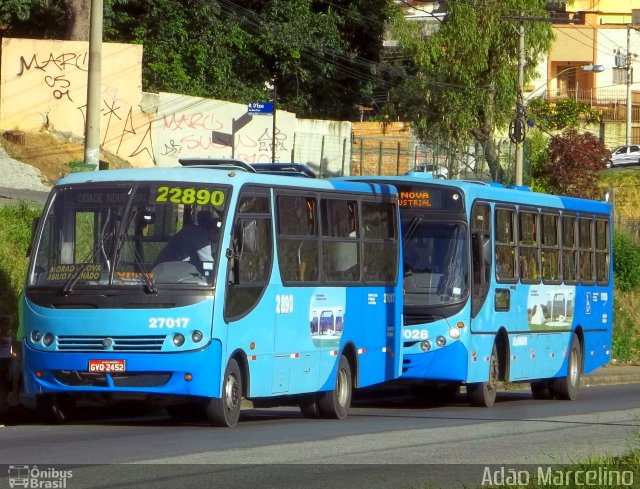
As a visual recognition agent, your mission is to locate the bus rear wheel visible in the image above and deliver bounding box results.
[205,359,242,427]
[467,344,498,408]
[553,334,581,401]
[318,355,352,419]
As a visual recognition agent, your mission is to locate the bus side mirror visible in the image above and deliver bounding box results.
[27,216,39,257]
[241,220,257,255]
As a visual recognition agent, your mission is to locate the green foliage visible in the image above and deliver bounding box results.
[1,1,394,119]
[537,128,608,199]
[527,97,599,130]
[612,232,640,292]
[525,129,550,192]
[0,202,41,317]
[104,0,394,118]
[390,0,553,180]
[0,0,66,39]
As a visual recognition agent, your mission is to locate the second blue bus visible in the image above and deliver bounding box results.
[349,173,613,407]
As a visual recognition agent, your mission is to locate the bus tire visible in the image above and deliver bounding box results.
[299,394,321,418]
[318,355,352,420]
[530,381,554,400]
[467,344,498,408]
[205,359,242,427]
[553,334,581,401]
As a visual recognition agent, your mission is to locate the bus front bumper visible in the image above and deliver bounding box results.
[401,340,468,381]
[23,341,223,399]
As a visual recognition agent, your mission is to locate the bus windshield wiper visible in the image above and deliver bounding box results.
[61,230,113,295]
[109,184,139,284]
[402,215,423,249]
[130,240,158,295]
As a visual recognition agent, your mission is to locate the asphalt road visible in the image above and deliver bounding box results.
[0,383,638,489]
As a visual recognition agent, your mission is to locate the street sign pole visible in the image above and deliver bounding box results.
[272,82,277,164]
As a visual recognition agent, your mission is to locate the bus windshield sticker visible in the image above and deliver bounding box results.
[47,263,101,282]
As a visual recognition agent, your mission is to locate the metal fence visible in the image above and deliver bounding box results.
[349,135,522,184]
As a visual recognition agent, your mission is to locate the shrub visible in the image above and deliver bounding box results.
[0,201,41,317]
[613,231,640,292]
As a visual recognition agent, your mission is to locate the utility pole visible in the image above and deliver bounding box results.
[504,14,578,187]
[272,80,277,164]
[515,18,525,187]
[84,0,103,168]
[627,24,633,146]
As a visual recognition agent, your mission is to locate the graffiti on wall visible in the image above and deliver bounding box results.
[153,94,296,167]
[1,38,155,167]
[1,39,349,171]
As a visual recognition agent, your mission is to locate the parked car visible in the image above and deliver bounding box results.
[607,145,640,168]
[406,164,449,179]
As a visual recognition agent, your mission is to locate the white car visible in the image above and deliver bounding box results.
[406,164,448,179]
[607,145,640,167]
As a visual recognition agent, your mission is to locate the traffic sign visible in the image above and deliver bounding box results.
[247,102,273,115]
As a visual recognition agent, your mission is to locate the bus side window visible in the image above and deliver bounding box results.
[276,194,318,283]
[321,199,360,282]
[471,203,491,317]
[225,187,273,321]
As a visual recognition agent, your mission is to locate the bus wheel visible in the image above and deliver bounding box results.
[467,344,498,408]
[530,381,554,400]
[553,335,581,401]
[205,359,242,427]
[318,355,352,419]
[298,394,321,418]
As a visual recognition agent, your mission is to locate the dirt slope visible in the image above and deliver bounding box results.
[0,131,131,186]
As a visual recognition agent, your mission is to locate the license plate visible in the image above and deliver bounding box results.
[88,359,126,373]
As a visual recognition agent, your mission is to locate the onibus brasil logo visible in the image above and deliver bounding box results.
[8,465,72,488]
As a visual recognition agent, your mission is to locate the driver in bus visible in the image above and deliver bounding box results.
[154,210,221,275]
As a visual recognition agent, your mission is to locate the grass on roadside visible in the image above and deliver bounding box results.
[0,201,41,317]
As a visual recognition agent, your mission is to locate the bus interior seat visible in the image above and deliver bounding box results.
[151,261,207,284]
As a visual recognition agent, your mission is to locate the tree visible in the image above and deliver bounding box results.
[63,0,90,40]
[390,0,553,182]
[0,0,67,39]
[526,96,599,131]
[526,95,603,194]
[537,128,609,199]
[0,0,88,40]
[105,0,395,118]
[1,0,396,119]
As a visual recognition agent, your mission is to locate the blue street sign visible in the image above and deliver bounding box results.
[247,102,273,115]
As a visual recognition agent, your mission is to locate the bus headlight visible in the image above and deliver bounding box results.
[436,336,447,347]
[420,340,431,352]
[31,330,42,343]
[191,330,203,343]
[172,333,185,347]
[449,328,460,339]
[43,333,55,347]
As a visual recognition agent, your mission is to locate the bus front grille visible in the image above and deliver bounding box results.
[52,370,172,387]
[57,335,166,352]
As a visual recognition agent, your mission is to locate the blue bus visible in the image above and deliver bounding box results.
[22,161,402,426]
[347,174,613,407]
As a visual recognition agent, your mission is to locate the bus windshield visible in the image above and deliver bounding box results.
[29,182,228,290]
[401,215,468,307]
